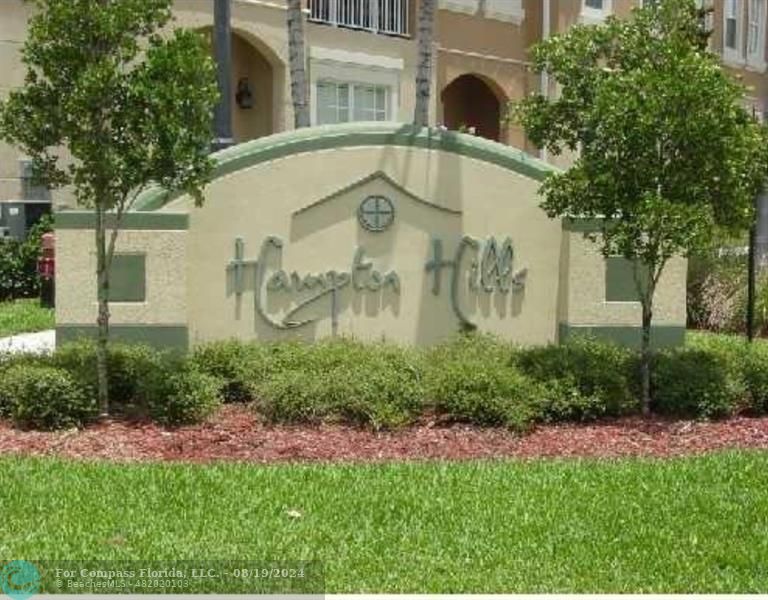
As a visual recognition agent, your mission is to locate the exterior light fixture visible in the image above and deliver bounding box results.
[235,77,254,109]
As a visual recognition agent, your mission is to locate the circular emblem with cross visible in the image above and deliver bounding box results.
[358,195,395,232]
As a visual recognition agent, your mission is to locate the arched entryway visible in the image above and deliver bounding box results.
[441,74,504,142]
[201,28,283,143]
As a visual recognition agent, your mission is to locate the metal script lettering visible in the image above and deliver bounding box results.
[232,237,400,331]
[425,236,527,329]
[229,235,526,332]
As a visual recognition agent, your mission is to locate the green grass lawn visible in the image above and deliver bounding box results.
[1,452,768,593]
[0,298,54,337]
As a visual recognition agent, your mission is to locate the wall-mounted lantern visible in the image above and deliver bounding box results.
[235,77,254,109]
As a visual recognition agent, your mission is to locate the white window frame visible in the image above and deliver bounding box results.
[724,0,745,65]
[309,47,402,126]
[316,80,391,124]
[438,0,477,16]
[438,0,525,24]
[747,0,767,70]
[316,81,351,125]
[580,0,612,24]
[483,0,525,24]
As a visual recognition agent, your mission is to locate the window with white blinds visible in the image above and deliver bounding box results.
[316,81,390,125]
[747,0,766,66]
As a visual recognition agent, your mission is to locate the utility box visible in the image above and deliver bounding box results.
[0,202,28,240]
[0,201,51,241]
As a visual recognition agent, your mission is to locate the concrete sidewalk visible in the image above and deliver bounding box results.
[0,329,55,354]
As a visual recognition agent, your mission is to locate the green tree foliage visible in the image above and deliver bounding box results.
[514,0,768,415]
[0,214,53,301]
[0,0,219,415]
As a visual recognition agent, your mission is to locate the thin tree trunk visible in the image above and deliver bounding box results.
[287,0,310,128]
[640,299,653,418]
[95,202,110,417]
[414,0,436,128]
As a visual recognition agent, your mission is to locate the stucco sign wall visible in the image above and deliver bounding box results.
[54,123,687,349]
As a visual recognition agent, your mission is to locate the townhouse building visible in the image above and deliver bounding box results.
[0,0,766,236]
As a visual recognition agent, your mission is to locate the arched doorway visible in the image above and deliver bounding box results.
[201,28,281,143]
[441,74,504,142]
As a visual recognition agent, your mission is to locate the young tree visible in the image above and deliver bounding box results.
[287,0,310,128]
[515,0,768,415]
[413,0,436,127]
[0,0,219,416]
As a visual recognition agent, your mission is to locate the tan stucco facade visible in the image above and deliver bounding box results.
[2,0,765,212]
[56,229,188,327]
[55,124,687,349]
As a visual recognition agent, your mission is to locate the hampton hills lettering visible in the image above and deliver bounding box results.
[227,235,527,332]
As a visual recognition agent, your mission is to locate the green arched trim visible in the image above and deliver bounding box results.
[134,122,557,211]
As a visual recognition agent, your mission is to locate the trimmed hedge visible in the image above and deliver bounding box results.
[3,332,768,432]
[424,355,540,432]
[685,331,767,417]
[252,339,424,430]
[189,340,267,403]
[652,349,737,419]
[53,340,167,414]
[743,343,768,414]
[0,341,219,428]
[422,335,536,431]
[138,362,222,426]
[514,337,637,421]
[0,364,96,429]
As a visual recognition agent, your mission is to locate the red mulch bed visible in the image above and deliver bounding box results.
[1,405,768,463]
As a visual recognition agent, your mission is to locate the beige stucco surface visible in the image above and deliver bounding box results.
[55,229,188,326]
[159,144,561,346]
[562,231,687,328]
[55,129,689,347]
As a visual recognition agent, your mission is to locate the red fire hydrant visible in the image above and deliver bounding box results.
[37,231,55,308]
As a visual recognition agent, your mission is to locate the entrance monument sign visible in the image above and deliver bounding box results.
[54,123,687,349]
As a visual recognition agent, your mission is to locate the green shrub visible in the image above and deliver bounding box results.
[740,343,768,415]
[535,378,609,423]
[426,333,517,366]
[0,364,96,429]
[254,339,424,430]
[192,339,324,402]
[685,331,754,412]
[190,340,260,402]
[686,330,750,362]
[0,353,56,418]
[54,340,167,414]
[425,359,540,432]
[652,348,738,419]
[0,214,53,301]
[514,337,637,420]
[139,363,222,426]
